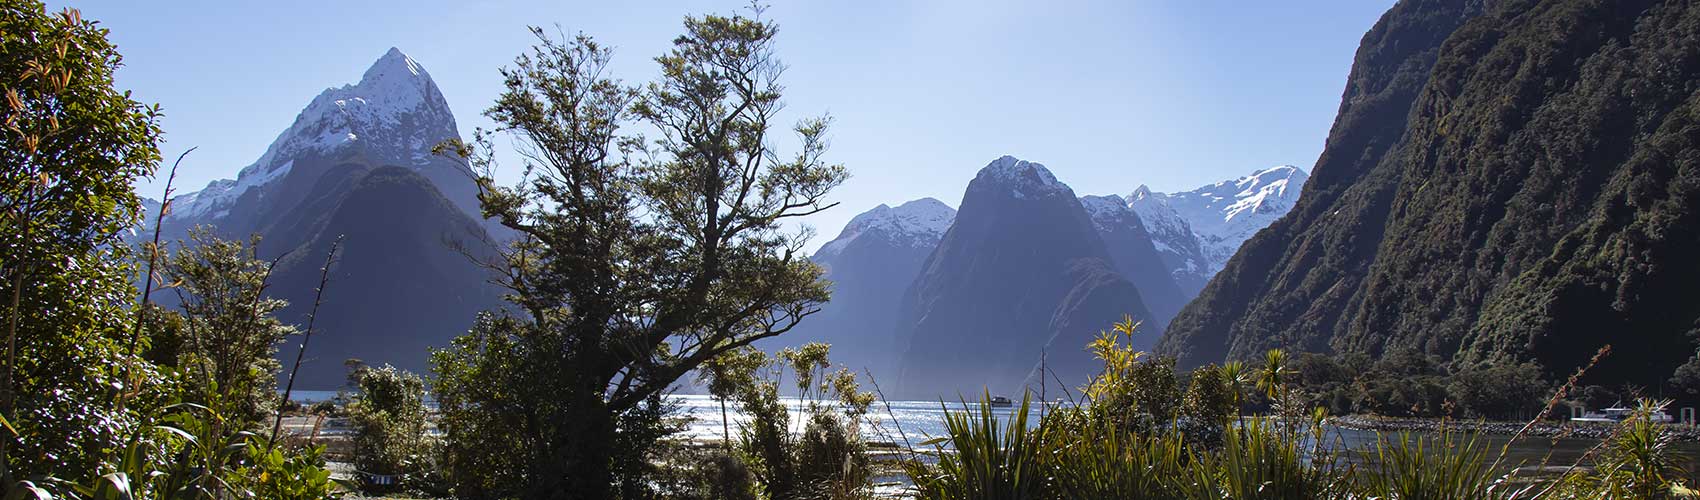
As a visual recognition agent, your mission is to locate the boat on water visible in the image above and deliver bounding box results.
[988,396,1013,408]
[1571,404,1675,424]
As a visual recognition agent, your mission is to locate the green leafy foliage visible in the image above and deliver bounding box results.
[431,6,845,497]
[0,0,165,480]
[346,363,431,493]
[696,344,874,500]
[1044,412,1187,500]
[1186,420,1354,500]
[163,228,294,428]
[232,438,342,500]
[1082,316,1181,428]
[1357,429,1510,500]
[904,316,1700,499]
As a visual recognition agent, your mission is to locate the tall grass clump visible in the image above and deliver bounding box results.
[1045,411,1187,499]
[904,394,1049,500]
[1184,419,1353,500]
[1358,428,1517,500]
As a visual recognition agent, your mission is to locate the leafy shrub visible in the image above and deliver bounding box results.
[710,343,874,500]
[165,228,296,428]
[1179,363,1235,448]
[346,364,429,493]
[233,439,344,500]
[5,403,344,500]
[1083,316,1179,429]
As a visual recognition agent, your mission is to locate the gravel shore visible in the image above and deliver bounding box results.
[1331,414,1700,441]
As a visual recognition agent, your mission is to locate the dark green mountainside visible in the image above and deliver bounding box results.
[1160,0,1700,390]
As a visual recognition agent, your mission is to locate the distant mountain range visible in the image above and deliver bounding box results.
[787,198,956,386]
[139,47,1303,395]
[145,48,503,389]
[1131,166,1308,296]
[792,157,1303,398]
[134,0,1700,402]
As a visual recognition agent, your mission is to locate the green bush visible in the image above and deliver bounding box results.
[1179,363,1235,448]
[1045,409,1187,499]
[346,364,430,493]
[233,438,343,500]
[708,344,874,500]
[6,403,345,500]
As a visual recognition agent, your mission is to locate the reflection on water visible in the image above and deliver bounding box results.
[671,394,1052,448]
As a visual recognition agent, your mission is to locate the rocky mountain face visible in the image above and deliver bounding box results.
[1128,166,1309,296]
[1127,187,1212,296]
[783,198,956,385]
[891,156,1155,399]
[1080,195,1189,326]
[1161,0,1700,390]
[148,48,503,389]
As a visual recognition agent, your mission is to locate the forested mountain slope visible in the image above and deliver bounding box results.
[1163,0,1700,389]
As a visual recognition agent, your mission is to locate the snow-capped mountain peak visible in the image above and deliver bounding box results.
[815,198,956,261]
[369,47,427,81]
[974,155,1069,200]
[1124,165,1308,294]
[165,48,460,222]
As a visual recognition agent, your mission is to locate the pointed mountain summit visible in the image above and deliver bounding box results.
[164,47,479,229]
[149,48,504,388]
[892,156,1154,399]
[779,198,957,385]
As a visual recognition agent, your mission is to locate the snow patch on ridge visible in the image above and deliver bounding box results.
[815,198,956,261]
[171,160,294,222]
[1127,166,1308,279]
[1079,194,1133,234]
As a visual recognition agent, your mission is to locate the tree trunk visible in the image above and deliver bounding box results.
[720,397,731,451]
[1,271,20,477]
[532,391,616,500]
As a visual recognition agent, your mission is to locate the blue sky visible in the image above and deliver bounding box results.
[61,0,1393,250]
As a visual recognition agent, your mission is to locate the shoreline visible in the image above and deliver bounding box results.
[1330,414,1700,442]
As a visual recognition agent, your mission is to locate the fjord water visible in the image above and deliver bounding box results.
[669,394,1700,478]
[671,394,1053,449]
